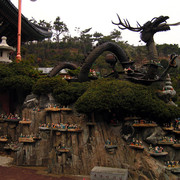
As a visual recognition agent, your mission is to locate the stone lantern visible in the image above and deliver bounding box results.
[0,36,15,63]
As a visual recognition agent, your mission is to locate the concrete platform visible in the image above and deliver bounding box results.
[91,166,128,180]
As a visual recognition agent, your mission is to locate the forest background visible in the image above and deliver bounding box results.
[20,16,180,68]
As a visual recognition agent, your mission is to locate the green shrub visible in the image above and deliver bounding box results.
[75,79,180,122]
[0,62,39,94]
[9,62,40,78]
[68,67,80,77]
[53,81,89,105]
[0,75,34,94]
[33,76,67,95]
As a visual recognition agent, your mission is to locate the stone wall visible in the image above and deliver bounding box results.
[0,92,10,114]
[0,99,179,179]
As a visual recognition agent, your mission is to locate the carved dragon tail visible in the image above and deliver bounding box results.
[48,62,78,77]
[78,42,133,82]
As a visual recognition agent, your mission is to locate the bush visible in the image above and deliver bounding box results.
[68,67,80,78]
[0,75,34,93]
[0,62,39,93]
[75,79,180,122]
[33,76,68,95]
[0,64,13,78]
[53,81,89,105]
[9,62,40,78]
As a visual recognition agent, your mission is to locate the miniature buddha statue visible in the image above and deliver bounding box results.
[166,161,171,167]
[155,146,159,153]
[131,138,135,145]
[61,143,65,149]
[171,161,175,167]
[135,140,139,146]
[106,139,111,145]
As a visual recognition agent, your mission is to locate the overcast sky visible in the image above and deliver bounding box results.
[11,0,180,46]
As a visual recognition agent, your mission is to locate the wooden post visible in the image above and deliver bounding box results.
[16,0,22,62]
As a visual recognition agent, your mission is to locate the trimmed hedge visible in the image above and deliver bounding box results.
[53,81,89,105]
[32,76,68,95]
[0,62,39,93]
[75,79,180,122]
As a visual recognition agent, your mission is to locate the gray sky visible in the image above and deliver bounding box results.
[11,0,180,46]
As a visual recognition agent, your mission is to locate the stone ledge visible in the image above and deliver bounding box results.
[91,166,128,180]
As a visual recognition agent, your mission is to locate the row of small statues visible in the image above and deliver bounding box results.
[159,136,174,142]
[105,139,113,145]
[19,134,34,138]
[19,133,40,139]
[174,139,180,144]
[46,104,60,108]
[33,104,60,111]
[4,141,21,151]
[158,136,180,144]
[130,138,143,146]
[32,107,41,112]
[175,118,180,130]
[0,135,7,139]
[133,120,156,124]
[105,139,117,146]
[40,123,79,129]
[56,143,67,150]
[32,104,70,111]
[0,113,21,120]
[22,118,31,121]
[149,144,164,153]
[46,104,70,109]
[163,122,174,127]
[165,161,179,167]
[163,120,180,130]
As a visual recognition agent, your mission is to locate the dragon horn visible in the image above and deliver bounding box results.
[166,22,180,26]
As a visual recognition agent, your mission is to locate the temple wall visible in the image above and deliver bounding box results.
[0,92,10,114]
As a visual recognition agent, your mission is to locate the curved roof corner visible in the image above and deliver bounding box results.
[0,0,52,46]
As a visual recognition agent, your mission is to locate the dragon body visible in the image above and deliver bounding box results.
[48,62,78,77]
[78,42,134,82]
[49,15,179,85]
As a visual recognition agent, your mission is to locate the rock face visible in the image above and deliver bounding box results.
[0,96,179,179]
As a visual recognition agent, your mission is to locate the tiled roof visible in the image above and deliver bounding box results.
[0,0,52,46]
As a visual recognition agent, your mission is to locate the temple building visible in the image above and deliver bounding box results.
[0,0,52,46]
[0,0,52,113]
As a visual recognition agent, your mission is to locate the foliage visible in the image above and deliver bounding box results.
[53,81,89,106]
[0,62,39,93]
[53,16,69,43]
[160,59,169,68]
[77,27,93,56]
[8,62,40,78]
[0,75,34,94]
[68,67,81,77]
[32,76,68,95]
[20,17,180,70]
[0,64,13,78]
[157,44,180,56]
[75,79,180,122]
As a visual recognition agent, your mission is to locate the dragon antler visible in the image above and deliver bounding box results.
[166,22,180,26]
[112,14,142,32]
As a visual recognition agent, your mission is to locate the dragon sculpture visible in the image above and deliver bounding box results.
[48,62,78,77]
[112,14,180,62]
[49,15,180,85]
